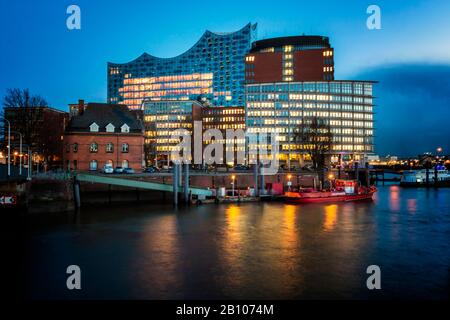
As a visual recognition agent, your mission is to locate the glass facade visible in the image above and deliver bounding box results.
[143,100,203,163]
[245,81,375,162]
[108,23,257,110]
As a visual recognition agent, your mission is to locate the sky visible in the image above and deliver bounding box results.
[1,0,450,156]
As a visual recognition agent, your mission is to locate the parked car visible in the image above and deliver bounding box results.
[144,166,159,173]
[114,166,124,173]
[102,165,114,174]
[233,164,249,171]
[123,167,135,174]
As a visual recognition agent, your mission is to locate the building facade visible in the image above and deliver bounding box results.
[245,81,375,166]
[143,100,203,165]
[202,106,246,165]
[64,103,144,171]
[245,36,334,84]
[108,23,257,110]
[3,106,69,169]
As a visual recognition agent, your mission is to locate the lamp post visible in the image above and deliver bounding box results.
[231,174,236,197]
[11,131,23,175]
[287,174,292,191]
[1,116,11,178]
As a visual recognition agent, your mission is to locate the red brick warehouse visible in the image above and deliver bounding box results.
[245,35,334,83]
[63,101,145,171]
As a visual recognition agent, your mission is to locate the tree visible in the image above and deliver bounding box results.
[2,88,47,148]
[294,116,334,188]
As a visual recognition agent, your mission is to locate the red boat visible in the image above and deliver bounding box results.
[284,180,377,204]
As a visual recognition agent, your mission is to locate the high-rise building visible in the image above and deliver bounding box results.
[143,100,203,165]
[202,106,246,166]
[108,23,257,110]
[245,81,375,166]
[245,36,334,83]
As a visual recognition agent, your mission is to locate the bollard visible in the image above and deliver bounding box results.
[74,180,81,208]
[253,163,259,197]
[184,163,189,204]
[173,164,179,206]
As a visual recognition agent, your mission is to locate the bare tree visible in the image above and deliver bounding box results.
[294,116,334,188]
[2,88,47,148]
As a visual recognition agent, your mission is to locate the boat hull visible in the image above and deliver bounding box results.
[284,191,375,204]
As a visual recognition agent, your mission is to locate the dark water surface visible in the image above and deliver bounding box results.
[24,185,450,299]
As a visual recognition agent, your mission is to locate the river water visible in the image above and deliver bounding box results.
[24,185,450,299]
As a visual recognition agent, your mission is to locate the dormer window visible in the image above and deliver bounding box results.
[121,123,130,133]
[106,123,115,133]
[89,122,99,132]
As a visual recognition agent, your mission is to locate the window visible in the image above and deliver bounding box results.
[122,160,129,168]
[106,123,115,133]
[122,143,129,153]
[73,143,78,153]
[121,124,130,133]
[89,160,98,171]
[89,122,99,132]
[66,143,70,153]
[106,142,114,153]
[90,142,98,153]
[73,160,78,170]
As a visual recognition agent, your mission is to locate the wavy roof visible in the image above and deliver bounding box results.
[109,23,254,66]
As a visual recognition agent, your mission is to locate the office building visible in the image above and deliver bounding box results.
[108,23,257,110]
[245,81,375,166]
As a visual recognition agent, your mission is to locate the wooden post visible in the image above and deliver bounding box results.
[184,163,189,204]
[73,179,81,208]
[173,164,179,206]
[253,163,259,196]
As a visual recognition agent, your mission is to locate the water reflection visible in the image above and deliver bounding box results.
[134,214,183,298]
[25,186,450,299]
[323,204,337,232]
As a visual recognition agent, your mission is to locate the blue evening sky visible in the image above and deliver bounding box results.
[1,0,450,156]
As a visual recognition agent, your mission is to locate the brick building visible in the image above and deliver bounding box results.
[64,102,144,171]
[245,36,334,83]
[3,106,69,169]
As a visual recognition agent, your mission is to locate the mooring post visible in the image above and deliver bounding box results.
[73,178,81,208]
[259,166,265,195]
[365,162,370,187]
[184,162,189,204]
[173,164,179,206]
[253,163,259,197]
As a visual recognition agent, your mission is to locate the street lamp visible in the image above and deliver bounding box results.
[287,174,292,191]
[0,116,11,177]
[11,131,23,175]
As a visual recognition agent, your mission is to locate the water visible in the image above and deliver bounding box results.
[24,185,450,299]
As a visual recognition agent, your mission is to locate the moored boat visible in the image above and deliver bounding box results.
[284,180,376,204]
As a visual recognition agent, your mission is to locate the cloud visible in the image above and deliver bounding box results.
[352,63,450,157]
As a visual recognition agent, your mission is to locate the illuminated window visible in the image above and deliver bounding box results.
[89,160,98,171]
[106,143,114,153]
[90,142,98,153]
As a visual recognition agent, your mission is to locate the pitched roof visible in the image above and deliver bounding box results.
[67,103,143,133]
